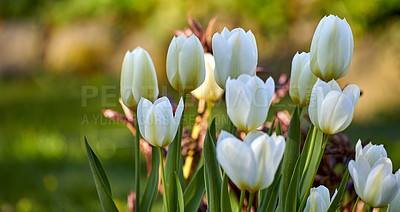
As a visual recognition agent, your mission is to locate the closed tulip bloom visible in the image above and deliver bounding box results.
[166,34,205,93]
[388,170,400,212]
[310,15,354,82]
[226,74,275,133]
[308,79,360,134]
[349,140,400,207]
[120,47,159,109]
[289,52,318,107]
[137,97,184,147]
[304,186,337,212]
[212,27,258,89]
[191,53,224,101]
[216,130,285,192]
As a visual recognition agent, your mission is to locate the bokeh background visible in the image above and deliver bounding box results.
[0,0,399,211]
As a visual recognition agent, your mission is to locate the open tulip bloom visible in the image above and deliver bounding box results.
[309,79,360,135]
[216,130,285,192]
[226,74,275,133]
[212,27,258,89]
[349,140,400,207]
[137,96,184,148]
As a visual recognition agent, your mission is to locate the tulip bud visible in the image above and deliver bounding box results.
[304,186,337,212]
[212,27,257,89]
[310,15,354,82]
[308,79,360,134]
[226,74,275,133]
[137,96,184,147]
[166,34,205,93]
[289,52,318,107]
[191,53,224,101]
[349,140,400,207]
[216,130,285,192]
[120,47,159,109]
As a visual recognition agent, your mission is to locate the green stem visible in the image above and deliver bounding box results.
[302,126,317,176]
[206,101,214,123]
[352,196,359,212]
[134,116,140,211]
[159,148,169,212]
[238,189,246,212]
[247,192,255,212]
[299,134,329,210]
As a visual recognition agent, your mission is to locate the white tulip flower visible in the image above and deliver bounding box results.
[120,47,159,109]
[304,185,337,212]
[289,52,318,107]
[216,130,285,192]
[226,74,275,133]
[137,97,184,147]
[166,34,205,93]
[308,79,360,134]
[348,140,400,207]
[310,15,354,82]
[212,27,258,89]
[191,53,224,101]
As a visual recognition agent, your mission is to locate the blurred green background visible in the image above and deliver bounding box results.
[0,0,400,211]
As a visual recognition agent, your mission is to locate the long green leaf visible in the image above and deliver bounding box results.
[299,129,323,199]
[285,159,301,212]
[299,125,316,176]
[221,172,232,211]
[278,106,301,211]
[203,119,222,211]
[183,165,205,212]
[267,118,276,136]
[140,146,159,212]
[175,172,185,212]
[164,136,179,212]
[85,138,118,212]
[327,169,349,212]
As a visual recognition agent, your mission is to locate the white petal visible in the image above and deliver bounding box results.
[226,78,251,131]
[343,84,360,108]
[216,134,256,190]
[212,33,233,89]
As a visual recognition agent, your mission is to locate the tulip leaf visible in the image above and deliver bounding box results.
[203,124,222,211]
[278,106,301,211]
[285,158,301,212]
[221,172,232,212]
[267,118,276,136]
[84,138,118,212]
[164,136,179,212]
[299,129,323,200]
[139,146,159,212]
[183,164,205,212]
[327,169,349,212]
[175,172,185,212]
[299,125,316,176]
[276,119,282,136]
[259,163,282,212]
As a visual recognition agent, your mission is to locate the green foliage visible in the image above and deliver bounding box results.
[183,164,205,212]
[140,147,159,212]
[203,118,222,211]
[85,138,118,212]
[278,106,301,211]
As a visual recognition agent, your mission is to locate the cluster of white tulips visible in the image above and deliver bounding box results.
[85,14,400,212]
